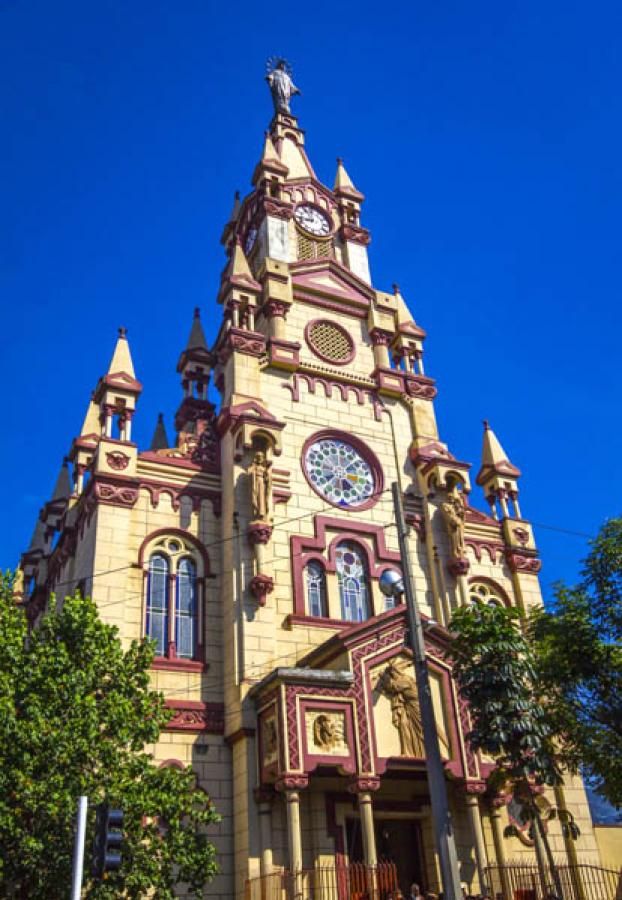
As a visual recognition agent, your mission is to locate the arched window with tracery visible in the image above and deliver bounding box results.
[142,534,205,668]
[176,557,196,658]
[336,541,370,622]
[146,553,169,656]
[305,560,327,618]
[468,580,505,607]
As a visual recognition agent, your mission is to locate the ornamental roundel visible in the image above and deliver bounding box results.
[305,319,355,366]
[302,431,383,510]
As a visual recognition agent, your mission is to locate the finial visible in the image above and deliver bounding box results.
[392,283,400,295]
[483,419,490,431]
[194,307,200,319]
[265,56,300,115]
[118,326,127,338]
[336,156,343,165]
[157,412,164,421]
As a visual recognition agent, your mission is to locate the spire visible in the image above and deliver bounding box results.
[252,131,289,186]
[107,327,136,378]
[261,131,280,164]
[219,239,261,301]
[229,190,241,224]
[28,518,47,553]
[79,395,101,437]
[186,308,208,352]
[333,158,363,200]
[51,458,72,503]
[150,413,170,451]
[477,421,521,483]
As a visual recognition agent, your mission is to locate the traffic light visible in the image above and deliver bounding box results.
[92,802,123,878]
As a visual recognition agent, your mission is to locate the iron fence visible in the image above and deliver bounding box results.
[485,862,622,900]
[245,862,399,900]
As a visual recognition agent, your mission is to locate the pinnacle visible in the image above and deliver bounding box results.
[28,518,47,553]
[150,412,170,451]
[334,157,358,193]
[186,307,208,352]
[261,131,279,162]
[50,458,72,502]
[78,396,101,437]
[228,190,241,224]
[477,421,521,483]
[229,240,254,280]
[107,327,136,378]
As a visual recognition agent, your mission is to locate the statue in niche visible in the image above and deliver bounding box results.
[376,659,425,758]
[250,450,273,522]
[313,713,338,751]
[265,57,301,115]
[440,487,467,559]
[12,568,24,596]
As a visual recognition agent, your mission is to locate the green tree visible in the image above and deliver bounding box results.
[0,574,219,898]
[530,516,622,808]
[449,602,564,896]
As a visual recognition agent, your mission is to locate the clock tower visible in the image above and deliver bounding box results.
[20,59,604,899]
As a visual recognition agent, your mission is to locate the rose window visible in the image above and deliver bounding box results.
[304,437,375,508]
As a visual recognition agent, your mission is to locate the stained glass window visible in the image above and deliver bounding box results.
[175,558,196,659]
[336,542,370,622]
[305,438,375,508]
[306,561,327,618]
[147,554,169,656]
[469,581,503,607]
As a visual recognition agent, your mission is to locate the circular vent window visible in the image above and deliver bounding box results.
[305,319,355,365]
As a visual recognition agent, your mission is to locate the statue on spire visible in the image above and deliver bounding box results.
[265,57,300,115]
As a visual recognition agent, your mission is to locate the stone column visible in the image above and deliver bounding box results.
[277,775,308,876]
[370,328,392,370]
[489,797,511,900]
[463,787,489,893]
[254,788,275,877]
[348,777,380,868]
[265,299,289,340]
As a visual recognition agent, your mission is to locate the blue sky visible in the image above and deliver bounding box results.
[1,0,621,598]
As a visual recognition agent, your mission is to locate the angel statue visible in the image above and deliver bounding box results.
[266,57,301,115]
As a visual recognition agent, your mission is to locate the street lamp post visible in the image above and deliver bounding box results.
[380,482,463,900]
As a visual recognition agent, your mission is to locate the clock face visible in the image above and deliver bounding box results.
[245,227,257,255]
[294,204,331,237]
[304,437,375,508]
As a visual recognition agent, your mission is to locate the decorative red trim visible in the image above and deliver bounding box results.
[283,374,384,421]
[294,293,368,319]
[164,700,224,734]
[267,338,301,370]
[300,430,384,514]
[505,549,542,574]
[291,515,400,618]
[249,573,274,606]
[447,556,470,576]
[300,699,357,775]
[284,613,349,630]
[275,773,309,791]
[464,537,505,564]
[347,776,380,793]
[304,318,356,366]
[159,758,185,769]
[105,450,130,470]
[152,657,207,672]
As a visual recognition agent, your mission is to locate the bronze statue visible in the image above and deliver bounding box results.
[441,488,467,559]
[250,450,273,522]
[266,57,301,115]
[376,660,425,758]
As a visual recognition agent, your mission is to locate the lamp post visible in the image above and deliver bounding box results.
[379,483,463,900]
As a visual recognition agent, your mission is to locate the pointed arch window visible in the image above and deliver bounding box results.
[336,541,370,622]
[176,558,197,659]
[306,561,327,618]
[146,553,169,656]
[142,535,205,669]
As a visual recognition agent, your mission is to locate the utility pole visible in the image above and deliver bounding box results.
[391,481,463,900]
[71,795,88,900]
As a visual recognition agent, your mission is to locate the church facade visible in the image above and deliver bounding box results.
[20,70,601,898]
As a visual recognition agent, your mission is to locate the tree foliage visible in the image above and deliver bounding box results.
[0,574,219,898]
[449,602,560,790]
[529,517,622,808]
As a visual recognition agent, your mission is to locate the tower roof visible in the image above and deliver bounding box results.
[150,413,170,451]
[476,421,521,485]
[107,327,136,378]
[334,158,364,201]
[219,240,261,301]
[186,308,208,352]
[79,396,101,438]
[50,458,72,503]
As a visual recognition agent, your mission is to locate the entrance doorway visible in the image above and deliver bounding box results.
[346,818,426,896]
